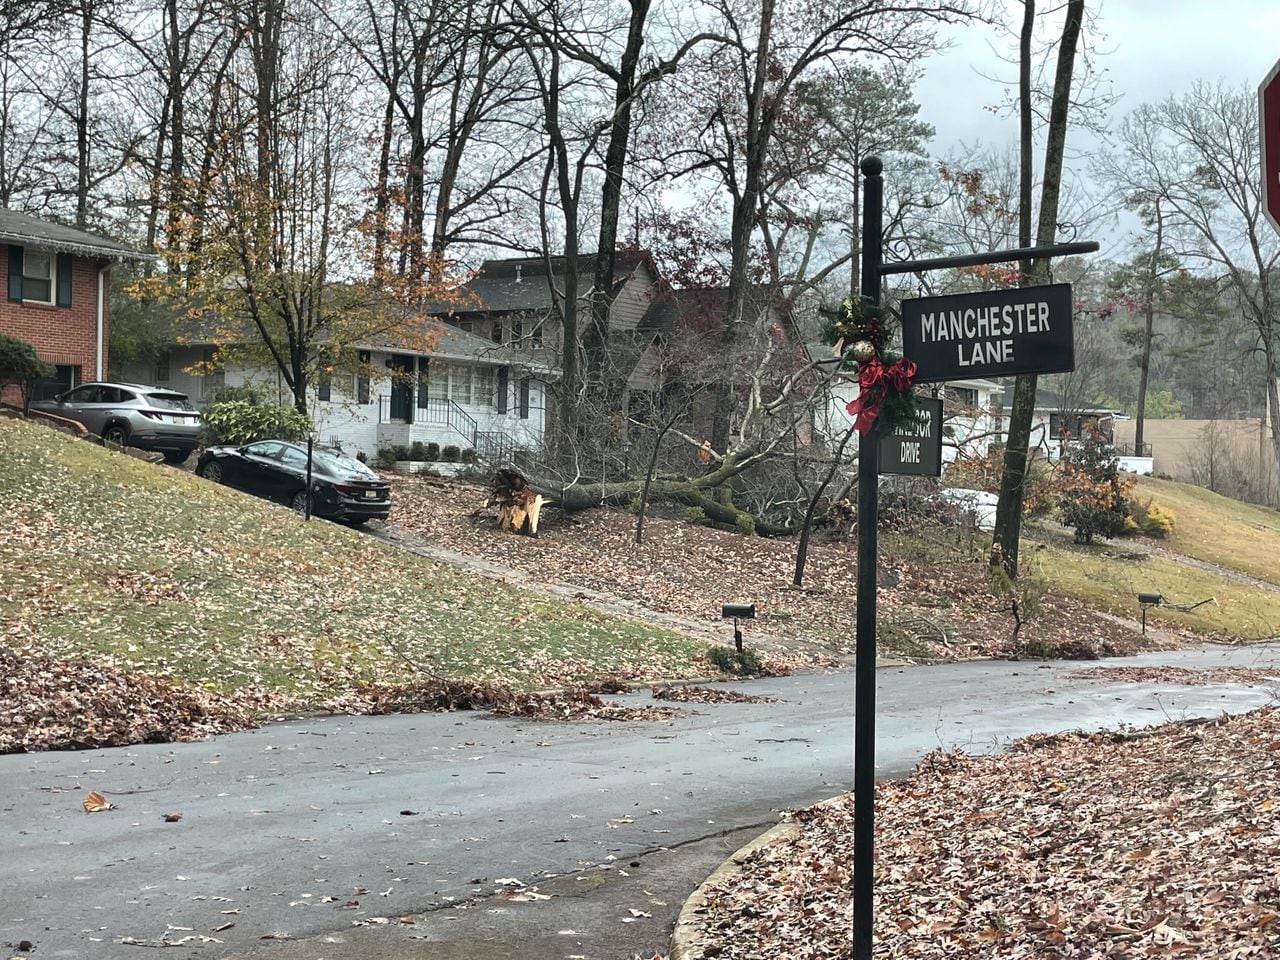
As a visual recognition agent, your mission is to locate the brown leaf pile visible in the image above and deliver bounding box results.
[651,685,779,704]
[332,677,679,723]
[389,479,1154,661]
[694,708,1280,958]
[492,688,681,723]
[1070,665,1280,686]
[0,646,258,753]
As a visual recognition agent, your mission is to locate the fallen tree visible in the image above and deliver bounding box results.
[504,327,848,536]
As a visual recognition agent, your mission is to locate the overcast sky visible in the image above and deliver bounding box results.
[916,0,1280,151]
[912,0,1280,253]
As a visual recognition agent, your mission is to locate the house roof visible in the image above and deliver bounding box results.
[0,209,152,261]
[1002,386,1120,415]
[369,322,557,375]
[430,250,655,316]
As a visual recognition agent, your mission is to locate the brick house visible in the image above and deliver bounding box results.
[1,209,150,402]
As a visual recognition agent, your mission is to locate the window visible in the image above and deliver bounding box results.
[512,318,523,341]
[201,348,225,400]
[65,385,101,404]
[474,367,495,406]
[948,386,977,407]
[490,320,503,344]
[428,367,449,400]
[448,363,471,405]
[245,441,285,458]
[529,322,544,347]
[277,446,309,469]
[155,351,170,383]
[22,251,54,304]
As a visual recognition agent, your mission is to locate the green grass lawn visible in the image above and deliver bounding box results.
[0,417,704,708]
[1028,538,1280,641]
[1131,475,1280,585]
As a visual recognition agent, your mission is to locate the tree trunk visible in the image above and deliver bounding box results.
[1135,203,1163,455]
[75,0,91,227]
[710,0,775,456]
[587,0,651,391]
[794,426,857,586]
[635,411,675,545]
[993,0,1085,577]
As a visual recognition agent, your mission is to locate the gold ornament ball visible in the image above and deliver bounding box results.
[851,340,877,362]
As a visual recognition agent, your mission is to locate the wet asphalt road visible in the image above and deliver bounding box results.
[3,643,1279,960]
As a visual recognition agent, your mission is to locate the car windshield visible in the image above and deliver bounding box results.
[311,449,378,479]
[146,393,194,411]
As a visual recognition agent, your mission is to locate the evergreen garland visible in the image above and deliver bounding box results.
[821,298,922,435]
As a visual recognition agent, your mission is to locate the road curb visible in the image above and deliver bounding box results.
[669,796,846,960]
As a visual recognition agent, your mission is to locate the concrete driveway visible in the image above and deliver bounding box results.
[2,644,1278,960]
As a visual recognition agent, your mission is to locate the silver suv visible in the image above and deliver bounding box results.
[31,381,202,463]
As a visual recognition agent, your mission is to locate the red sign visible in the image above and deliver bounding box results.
[1263,57,1280,234]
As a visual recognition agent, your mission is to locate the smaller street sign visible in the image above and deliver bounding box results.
[1262,56,1280,235]
[880,396,943,477]
[901,283,1075,383]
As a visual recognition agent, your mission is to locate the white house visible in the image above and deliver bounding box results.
[121,323,555,461]
[810,349,1004,466]
[996,387,1153,473]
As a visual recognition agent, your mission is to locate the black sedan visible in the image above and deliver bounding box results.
[195,441,391,524]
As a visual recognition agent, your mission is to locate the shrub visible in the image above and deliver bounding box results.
[425,442,440,461]
[0,333,54,412]
[1142,502,1176,538]
[201,397,311,446]
[706,645,764,677]
[683,506,707,524]
[735,512,756,535]
[409,441,428,462]
[1056,427,1134,544]
[462,447,478,464]
[374,447,397,469]
[392,444,411,461]
[442,444,461,462]
[355,451,368,464]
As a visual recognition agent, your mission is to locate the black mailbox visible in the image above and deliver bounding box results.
[722,602,756,619]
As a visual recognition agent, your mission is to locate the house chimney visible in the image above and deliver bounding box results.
[515,264,522,283]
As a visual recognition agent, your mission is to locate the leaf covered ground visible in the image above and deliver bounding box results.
[691,706,1280,959]
[390,477,1224,660]
[0,418,712,751]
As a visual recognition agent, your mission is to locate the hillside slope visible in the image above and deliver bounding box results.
[0,417,704,747]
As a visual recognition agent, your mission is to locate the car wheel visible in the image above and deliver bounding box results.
[197,460,224,483]
[290,490,311,514]
[103,424,130,447]
[162,450,189,465]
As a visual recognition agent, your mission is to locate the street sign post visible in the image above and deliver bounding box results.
[879,396,943,477]
[849,154,1097,960]
[901,284,1075,383]
[1262,56,1280,235]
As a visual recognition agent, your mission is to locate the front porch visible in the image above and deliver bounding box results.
[376,394,537,463]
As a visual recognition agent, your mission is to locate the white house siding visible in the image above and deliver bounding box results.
[123,346,547,460]
[816,378,1003,466]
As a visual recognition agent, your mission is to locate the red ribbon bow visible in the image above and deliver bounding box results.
[845,357,917,433]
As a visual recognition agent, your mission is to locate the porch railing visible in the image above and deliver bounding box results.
[379,394,479,448]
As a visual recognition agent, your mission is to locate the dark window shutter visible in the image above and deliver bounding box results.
[357,350,370,404]
[519,377,530,419]
[417,356,430,408]
[496,366,509,414]
[56,253,73,307]
[7,246,22,301]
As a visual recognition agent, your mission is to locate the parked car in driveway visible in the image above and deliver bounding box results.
[195,441,391,524]
[30,381,201,463]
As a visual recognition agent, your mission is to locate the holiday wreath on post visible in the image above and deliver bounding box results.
[822,298,922,434]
